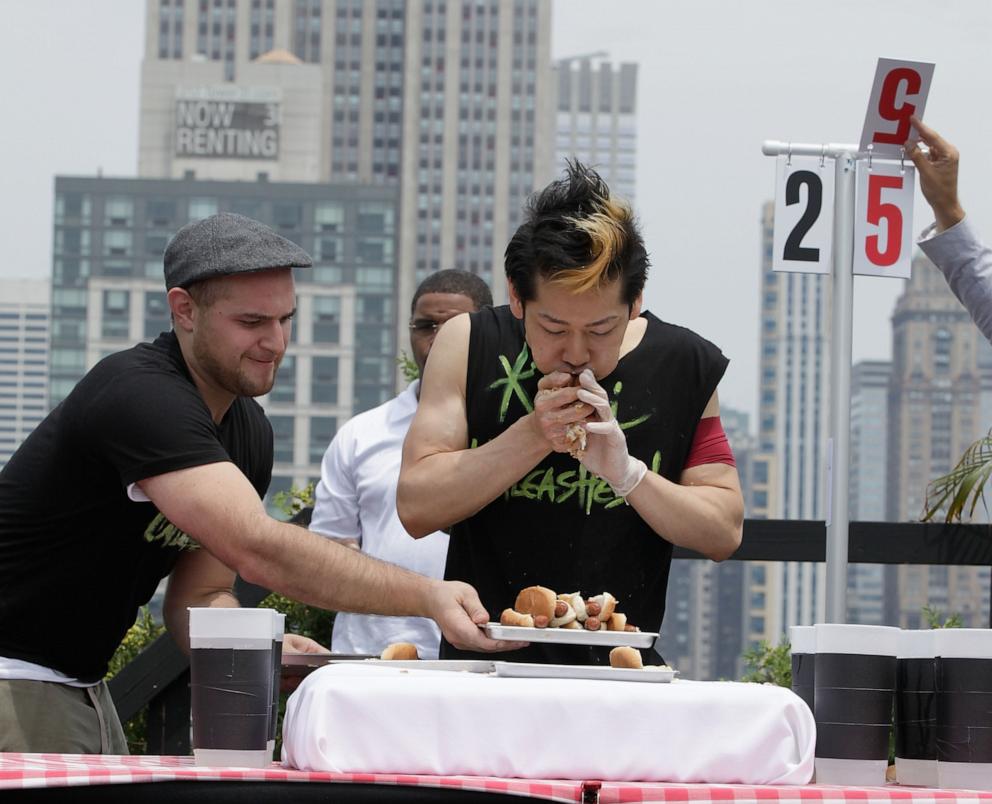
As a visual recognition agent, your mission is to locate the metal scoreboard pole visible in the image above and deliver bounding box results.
[761,140,859,624]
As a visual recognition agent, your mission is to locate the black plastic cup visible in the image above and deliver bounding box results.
[895,629,937,787]
[189,608,274,768]
[935,629,992,792]
[813,624,899,785]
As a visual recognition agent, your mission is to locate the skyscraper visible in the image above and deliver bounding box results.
[553,54,637,203]
[756,200,831,630]
[0,280,49,470]
[138,0,554,323]
[886,251,992,627]
[848,359,891,624]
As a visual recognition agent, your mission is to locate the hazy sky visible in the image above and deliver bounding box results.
[3,0,992,420]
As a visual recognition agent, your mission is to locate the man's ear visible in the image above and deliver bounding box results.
[168,288,196,332]
[507,281,524,320]
[629,293,643,320]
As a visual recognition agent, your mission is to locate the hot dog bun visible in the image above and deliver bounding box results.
[499,608,535,628]
[550,598,577,628]
[380,642,419,661]
[587,592,616,622]
[609,646,643,669]
[608,612,627,631]
[514,585,556,621]
[561,592,587,622]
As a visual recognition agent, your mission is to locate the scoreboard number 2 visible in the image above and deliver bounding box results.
[773,156,834,274]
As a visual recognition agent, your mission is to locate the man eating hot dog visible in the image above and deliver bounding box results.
[397,162,744,665]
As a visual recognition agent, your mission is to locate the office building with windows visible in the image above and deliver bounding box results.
[886,251,992,627]
[552,55,637,203]
[51,174,398,501]
[847,359,891,625]
[139,0,554,328]
[0,280,50,470]
[755,200,831,632]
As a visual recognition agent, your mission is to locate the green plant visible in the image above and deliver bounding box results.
[397,350,419,383]
[263,480,336,643]
[921,604,963,629]
[923,429,992,522]
[271,481,315,519]
[105,606,166,754]
[740,639,792,687]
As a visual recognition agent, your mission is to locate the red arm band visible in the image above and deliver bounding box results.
[683,416,736,470]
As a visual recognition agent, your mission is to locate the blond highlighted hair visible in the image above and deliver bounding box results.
[504,161,648,307]
[549,194,634,295]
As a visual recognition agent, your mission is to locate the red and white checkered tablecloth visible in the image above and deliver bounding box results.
[2,754,992,804]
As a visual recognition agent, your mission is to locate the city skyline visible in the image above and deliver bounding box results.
[7,1,992,421]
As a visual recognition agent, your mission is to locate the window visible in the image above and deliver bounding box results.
[315,236,342,263]
[274,202,302,230]
[146,199,176,226]
[269,355,295,403]
[312,297,341,344]
[104,231,133,257]
[144,292,170,340]
[356,267,392,288]
[357,202,394,233]
[357,237,393,264]
[146,232,171,257]
[102,290,130,339]
[50,349,86,371]
[55,193,91,224]
[311,356,339,405]
[314,203,344,232]
[270,416,295,464]
[188,197,218,220]
[55,229,90,256]
[309,416,336,463]
[104,197,134,227]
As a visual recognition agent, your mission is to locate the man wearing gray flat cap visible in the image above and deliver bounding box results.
[0,213,520,754]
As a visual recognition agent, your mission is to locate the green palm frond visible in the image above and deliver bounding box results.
[923,429,992,522]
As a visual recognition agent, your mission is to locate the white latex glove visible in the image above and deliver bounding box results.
[575,368,647,498]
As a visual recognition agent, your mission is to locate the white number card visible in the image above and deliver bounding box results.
[853,160,915,278]
[772,155,834,274]
[859,58,934,158]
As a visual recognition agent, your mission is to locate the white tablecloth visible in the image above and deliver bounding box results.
[282,664,814,784]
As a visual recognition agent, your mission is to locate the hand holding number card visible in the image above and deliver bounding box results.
[859,58,935,158]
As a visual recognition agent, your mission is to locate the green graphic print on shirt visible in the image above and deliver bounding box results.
[485,344,657,514]
[143,512,200,551]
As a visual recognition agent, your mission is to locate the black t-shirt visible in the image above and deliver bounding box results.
[442,306,728,664]
[0,331,272,682]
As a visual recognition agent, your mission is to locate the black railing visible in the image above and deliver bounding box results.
[108,517,992,754]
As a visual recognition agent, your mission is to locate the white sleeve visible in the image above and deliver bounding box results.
[309,424,362,546]
[918,216,992,345]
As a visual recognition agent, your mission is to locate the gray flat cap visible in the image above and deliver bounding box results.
[164,212,312,290]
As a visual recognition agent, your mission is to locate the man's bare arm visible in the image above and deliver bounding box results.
[396,314,591,537]
[624,392,744,560]
[139,463,522,653]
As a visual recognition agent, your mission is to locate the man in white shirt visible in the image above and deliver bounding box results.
[908,116,992,344]
[310,271,493,658]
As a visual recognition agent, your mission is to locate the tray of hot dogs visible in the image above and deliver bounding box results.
[483,586,657,649]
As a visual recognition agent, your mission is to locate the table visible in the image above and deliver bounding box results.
[3,755,992,804]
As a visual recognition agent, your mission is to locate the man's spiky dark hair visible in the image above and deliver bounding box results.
[504,160,648,305]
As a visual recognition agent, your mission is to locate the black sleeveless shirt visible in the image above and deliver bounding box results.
[441,306,728,664]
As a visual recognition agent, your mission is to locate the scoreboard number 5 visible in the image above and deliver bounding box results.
[853,161,915,278]
[772,156,834,274]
